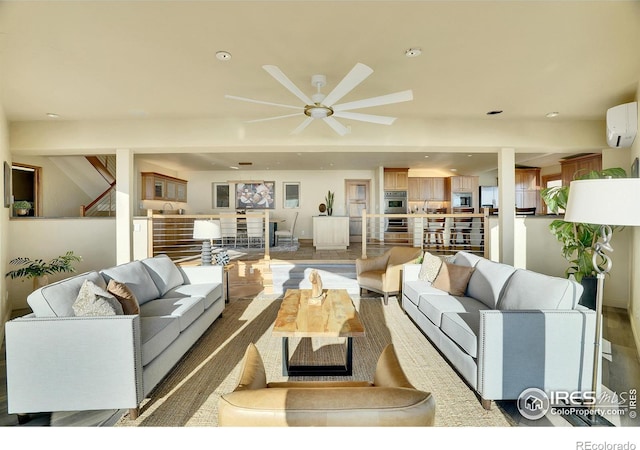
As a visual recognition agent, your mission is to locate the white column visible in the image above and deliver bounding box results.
[115,148,134,265]
[498,148,516,265]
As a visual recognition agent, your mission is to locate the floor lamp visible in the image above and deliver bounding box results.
[563,178,640,425]
[193,219,222,265]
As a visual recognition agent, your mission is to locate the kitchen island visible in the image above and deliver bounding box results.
[313,216,350,250]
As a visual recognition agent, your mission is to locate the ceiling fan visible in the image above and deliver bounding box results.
[225,63,413,136]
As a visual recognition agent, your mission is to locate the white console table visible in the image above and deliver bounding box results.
[313,216,350,250]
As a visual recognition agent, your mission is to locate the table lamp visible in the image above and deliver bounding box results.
[193,219,222,265]
[563,177,640,424]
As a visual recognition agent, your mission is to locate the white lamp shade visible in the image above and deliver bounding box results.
[564,178,640,226]
[193,219,222,239]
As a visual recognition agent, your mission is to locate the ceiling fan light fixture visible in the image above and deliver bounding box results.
[305,104,333,119]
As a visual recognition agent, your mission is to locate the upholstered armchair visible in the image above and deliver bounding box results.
[356,246,422,305]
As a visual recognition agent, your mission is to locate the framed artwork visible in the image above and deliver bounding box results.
[632,157,639,178]
[283,182,300,208]
[212,183,232,209]
[236,181,275,210]
[3,161,10,208]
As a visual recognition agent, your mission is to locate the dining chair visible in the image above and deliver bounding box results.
[245,213,264,248]
[516,207,537,216]
[219,212,238,247]
[274,211,298,247]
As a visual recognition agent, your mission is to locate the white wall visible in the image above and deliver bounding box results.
[6,218,117,310]
[0,105,10,341]
[176,169,378,241]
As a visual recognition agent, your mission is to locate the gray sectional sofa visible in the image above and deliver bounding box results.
[5,254,224,417]
[402,251,597,409]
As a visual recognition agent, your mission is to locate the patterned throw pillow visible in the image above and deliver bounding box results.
[418,252,444,282]
[73,279,124,316]
[107,279,140,315]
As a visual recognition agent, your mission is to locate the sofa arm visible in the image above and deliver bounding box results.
[477,309,597,401]
[179,264,223,284]
[356,253,389,275]
[5,315,143,414]
[402,264,421,283]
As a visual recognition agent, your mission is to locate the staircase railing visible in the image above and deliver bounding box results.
[81,183,116,217]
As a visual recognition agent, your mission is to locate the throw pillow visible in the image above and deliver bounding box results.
[432,262,475,296]
[72,279,124,317]
[418,252,444,282]
[107,279,140,315]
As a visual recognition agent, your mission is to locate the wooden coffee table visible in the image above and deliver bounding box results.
[273,289,365,376]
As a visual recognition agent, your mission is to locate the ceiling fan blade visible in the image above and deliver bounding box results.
[323,117,350,136]
[291,117,314,135]
[224,95,303,111]
[322,63,374,107]
[263,65,313,105]
[332,111,396,125]
[246,112,304,123]
[332,89,414,112]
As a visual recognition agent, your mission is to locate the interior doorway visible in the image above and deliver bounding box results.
[345,179,370,243]
[12,163,41,217]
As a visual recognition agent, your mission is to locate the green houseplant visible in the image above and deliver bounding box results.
[13,200,33,216]
[325,190,335,216]
[5,251,82,290]
[541,167,626,307]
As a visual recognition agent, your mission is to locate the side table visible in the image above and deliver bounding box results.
[223,263,235,303]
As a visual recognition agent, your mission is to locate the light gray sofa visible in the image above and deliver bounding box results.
[4,254,224,418]
[402,251,597,409]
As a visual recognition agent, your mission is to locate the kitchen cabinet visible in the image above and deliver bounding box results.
[408,177,447,201]
[515,168,541,211]
[449,176,478,193]
[561,153,602,187]
[313,216,350,250]
[384,169,409,190]
[142,172,188,202]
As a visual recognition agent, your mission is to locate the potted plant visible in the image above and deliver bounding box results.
[325,191,335,216]
[5,251,82,290]
[540,167,627,308]
[13,200,32,216]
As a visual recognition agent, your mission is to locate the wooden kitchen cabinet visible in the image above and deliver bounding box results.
[142,172,188,202]
[384,169,409,190]
[449,176,478,193]
[561,153,602,187]
[409,177,447,201]
[515,168,541,211]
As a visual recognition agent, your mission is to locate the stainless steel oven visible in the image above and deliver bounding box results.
[384,191,408,231]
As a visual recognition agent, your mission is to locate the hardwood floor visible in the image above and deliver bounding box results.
[2,242,639,427]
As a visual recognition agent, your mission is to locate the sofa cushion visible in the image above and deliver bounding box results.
[497,269,584,310]
[453,251,482,268]
[72,279,124,317]
[417,294,488,327]
[440,312,480,358]
[27,271,108,317]
[141,254,185,297]
[402,281,449,307]
[163,283,223,309]
[100,261,161,305]
[107,279,140,315]
[140,296,205,331]
[358,269,385,293]
[140,316,181,366]
[432,262,475,296]
[466,258,516,309]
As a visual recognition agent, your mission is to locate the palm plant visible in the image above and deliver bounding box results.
[540,167,626,282]
[5,251,82,280]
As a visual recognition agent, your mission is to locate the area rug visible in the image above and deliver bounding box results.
[115,295,513,427]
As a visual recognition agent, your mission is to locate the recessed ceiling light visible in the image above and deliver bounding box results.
[229,166,239,170]
[46,113,59,118]
[405,48,422,58]
[424,155,429,158]
[546,111,560,118]
[451,168,458,172]
[486,110,503,115]
[216,51,232,61]
[238,162,253,166]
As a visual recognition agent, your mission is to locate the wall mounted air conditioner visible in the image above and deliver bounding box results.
[606,101,637,148]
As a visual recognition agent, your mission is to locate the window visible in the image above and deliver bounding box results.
[283,182,300,208]
[212,183,232,209]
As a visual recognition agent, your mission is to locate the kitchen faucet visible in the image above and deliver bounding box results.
[163,202,174,212]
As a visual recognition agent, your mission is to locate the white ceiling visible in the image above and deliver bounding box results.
[1,1,639,174]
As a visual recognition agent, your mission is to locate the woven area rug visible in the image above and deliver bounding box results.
[115,294,513,427]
